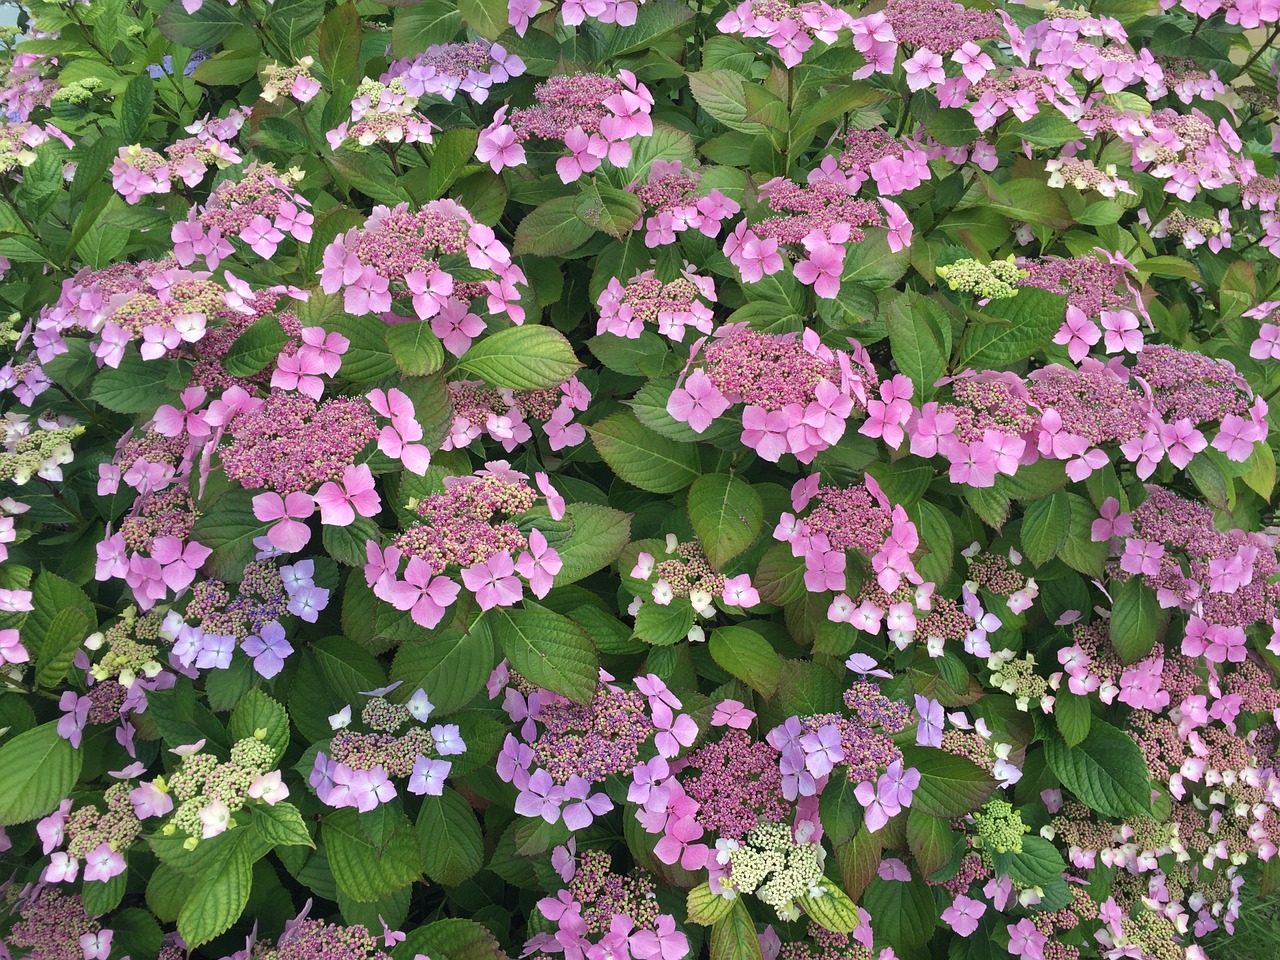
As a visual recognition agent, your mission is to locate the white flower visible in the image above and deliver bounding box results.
[329,705,352,730]
[408,688,434,722]
[199,800,231,839]
[248,770,290,806]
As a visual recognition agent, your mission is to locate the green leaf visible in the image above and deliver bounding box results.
[418,787,484,886]
[710,898,763,960]
[459,0,508,38]
[390,626,495,715]
[1053,689,1092,747]
[819,775,863,848]
[834,829,882,904]
[976,177,1074,230]
[27,571,95,661]
[156,0,243,47]
[118,75,154,143]
[1043,720,1153,819]
[1134,255,1200,282]
[34,608,91,689]
[798,878,860,934]
[709,626,783,697]
[324,515,380,568]
[77,217,130,269]
[687,473,764,568]
[458,325,581,390]
[319,1,364,86]
[312,635,387,706]
[863,873,937,952]
[112,908,164,960]
[1239,440,1276,501]
[957,288,1068,369]
[323,806,421,902]
[965,485,1011,530]
[188,490,269,583]
[1059,493,1108,578]
[841,230,911,291]
[392,919,506,960]
[634,599,696,646]
[224,316,288,378]
[191,46,262,86]
[900,748,995,818]
[322,311,398,382]
[424,127,479,200]
[386,321,446,377]
[991,835,1067,888]
[230,689,291,765]
[791,83,883,141]
[885,291,947,400]
[603,0,694,55]
[625,122,698,181]
[177,827,268,949]
[1020,491,1071,567]
[90,351,177,413]
[488,604,599,704]
[393,0,462,56]
[688,71,766,135]
[775,660,844,716]
[906,808,956,876]
[263,0,326,56]
[513,196,596,257]
[0,722,83,826]
[1109,576,1158,664]
[926,108,980,146]
[753,543,808,606]
[252,802,315,849]
[687,883,736,925]
[575,182,644,239]
[588,412,701,494]
[148,678,231,752]
[554,503,633,585]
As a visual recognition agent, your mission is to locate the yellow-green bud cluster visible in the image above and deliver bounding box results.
[1165,208,1221,239]
[0,311,21,347]
[362,696,410,733]
[986,651,1050,711]
[170,797,207,839]
[87,614,163,688]
[0,424,83,485]
[727,821,825,922]
[169,753,217,801]
[1121,909,1191,960]
[974,798,1029,855]
[355,77,417,114]
[261,57,317,103]
[52,78,102,105]
[0,127,40,175]
[936,257,1028,299]
[64,784,141,858]
[164,735,276,839]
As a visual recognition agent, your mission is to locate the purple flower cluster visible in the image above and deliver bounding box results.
[631,160,740,247]
[667,323,877,463]
[476,71,654,183]
[386,40,525,103]
[366,462,564,623]
[717,0,855,67]
[319,199,526,324]
[444,376,591,452]
[311,683,461,812]
[597,267,717,342]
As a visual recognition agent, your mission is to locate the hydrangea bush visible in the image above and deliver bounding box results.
[2,0,1280,958]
